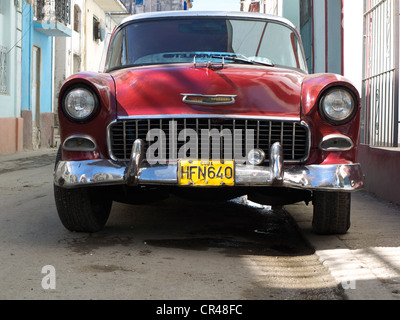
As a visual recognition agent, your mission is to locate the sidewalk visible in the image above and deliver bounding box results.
[0,148,57,175]
[0,148,57,162]
[287,191,400,300]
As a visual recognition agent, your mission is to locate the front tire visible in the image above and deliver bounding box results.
[54,186,112,232]
[312,191,351,235]
[54,147,112,232]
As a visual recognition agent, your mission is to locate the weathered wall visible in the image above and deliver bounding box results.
[0,118,23,154]
[357,145,400,206]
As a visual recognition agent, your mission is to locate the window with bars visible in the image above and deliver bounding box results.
[0,46,7,94]
[361,0,399,147]
[93,15,100,41]
[34,0,70,26]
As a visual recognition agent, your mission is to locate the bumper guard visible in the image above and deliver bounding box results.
[54,140,364,191]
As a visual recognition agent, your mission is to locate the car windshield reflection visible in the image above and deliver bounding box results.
[106,18,307,72]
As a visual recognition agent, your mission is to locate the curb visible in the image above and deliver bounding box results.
[0,148,57,163]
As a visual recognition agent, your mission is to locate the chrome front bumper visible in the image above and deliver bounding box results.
[54,140,364,191]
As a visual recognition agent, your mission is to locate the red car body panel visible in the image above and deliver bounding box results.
[111,64,303,119]
[59,65,361,166]
[301,73,361,165]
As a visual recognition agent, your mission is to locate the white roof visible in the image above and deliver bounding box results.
[120,10,296,30]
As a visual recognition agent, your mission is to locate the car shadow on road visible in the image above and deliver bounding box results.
[62,195,315,258]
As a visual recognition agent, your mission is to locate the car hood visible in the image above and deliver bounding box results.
[111,64,305,119]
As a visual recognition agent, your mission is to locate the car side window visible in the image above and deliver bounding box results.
[255,22,299,69]
[106,29,125,70]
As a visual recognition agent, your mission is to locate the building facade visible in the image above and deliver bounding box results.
[53,0,127,112]
[245,0,400,205]
[0,1,23,154]
[242,0,349,77]
[357,0,400,205]
[120,0,192,14]
[21,0,72,151]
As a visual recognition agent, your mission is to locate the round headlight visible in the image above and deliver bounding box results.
[63,87,98,121]
[319,88,356,124]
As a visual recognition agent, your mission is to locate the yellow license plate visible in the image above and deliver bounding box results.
[178,160,235,186]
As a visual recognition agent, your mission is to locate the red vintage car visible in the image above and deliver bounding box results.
[54,11,364,234]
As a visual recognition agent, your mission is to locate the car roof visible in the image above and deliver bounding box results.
[119,10,297,30]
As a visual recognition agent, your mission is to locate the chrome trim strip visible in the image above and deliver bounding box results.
[181,94,237,106]
[292,123,296,159]
[299,120,312,163]
[106,119,118,161]
[123,121,127,157]
[116,114,301,122]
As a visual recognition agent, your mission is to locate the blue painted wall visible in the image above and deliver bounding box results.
[21,0,54,121]
[0,1,21,118]
[21,1,32,114]
[281,0,343,75]
[326,0,342,75]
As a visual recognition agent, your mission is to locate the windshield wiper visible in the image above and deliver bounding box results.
[210,55,274,67]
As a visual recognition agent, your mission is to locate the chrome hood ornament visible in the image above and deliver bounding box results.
[181,94,237,106]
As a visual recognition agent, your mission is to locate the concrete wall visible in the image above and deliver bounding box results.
[281,0,299,30]
[84,0,119,72]
[0,118,23,154]
[53,0,84,113]
[357,145,400,206]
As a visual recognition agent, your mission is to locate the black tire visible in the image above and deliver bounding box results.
[53,147,112,232]
[312,191,351,235]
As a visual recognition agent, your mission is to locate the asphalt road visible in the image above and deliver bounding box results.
[0,149,399,302]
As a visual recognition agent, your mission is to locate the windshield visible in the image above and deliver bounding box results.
[106,17,307,72]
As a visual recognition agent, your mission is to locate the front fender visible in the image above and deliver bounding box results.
[58,72,117,161]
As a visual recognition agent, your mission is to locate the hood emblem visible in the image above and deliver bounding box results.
[181,94,237,106]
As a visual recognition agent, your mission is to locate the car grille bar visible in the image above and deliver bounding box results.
[109,117,310,164]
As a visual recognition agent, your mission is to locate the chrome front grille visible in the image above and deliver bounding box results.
[108,117,310,163]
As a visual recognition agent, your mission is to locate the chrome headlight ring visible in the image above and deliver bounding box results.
[319,87,357,125]
[62,85,99,122]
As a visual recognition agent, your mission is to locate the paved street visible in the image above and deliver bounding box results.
[0,149,399,301]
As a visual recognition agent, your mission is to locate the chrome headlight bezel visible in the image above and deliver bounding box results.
[319,87,357,125]
[62,85,99,122]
